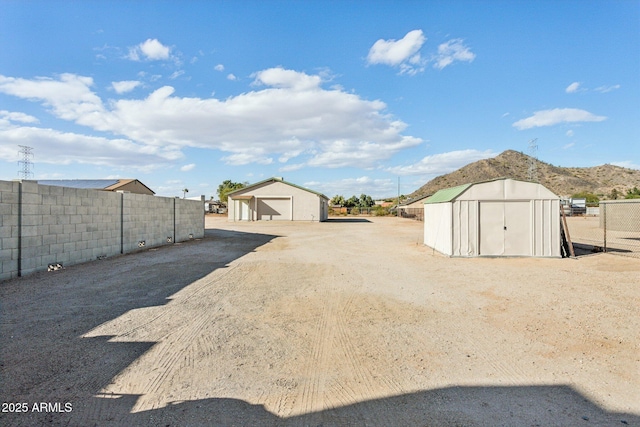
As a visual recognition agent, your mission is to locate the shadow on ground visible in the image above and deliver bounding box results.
[4,384,639,426]
[0,228,278,427]
[325,218,372,223]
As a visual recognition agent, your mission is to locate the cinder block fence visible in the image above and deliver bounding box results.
[0,180,204,281]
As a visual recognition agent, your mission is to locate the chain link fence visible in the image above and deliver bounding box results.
[328,206,391,216]
[566,200,640,257]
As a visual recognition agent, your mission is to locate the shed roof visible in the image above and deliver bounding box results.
[424,183,472,204]
[424,177,559,204]
[228,177,329,200]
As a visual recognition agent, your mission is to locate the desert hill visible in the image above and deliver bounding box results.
[408,150,640,199]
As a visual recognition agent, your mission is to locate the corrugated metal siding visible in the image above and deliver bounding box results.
[37,179,119,189]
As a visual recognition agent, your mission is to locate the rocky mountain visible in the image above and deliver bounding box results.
[408,150,640,199]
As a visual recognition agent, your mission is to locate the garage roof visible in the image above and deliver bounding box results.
[228,177,329,200]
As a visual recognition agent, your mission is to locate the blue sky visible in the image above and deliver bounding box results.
[1,1,638,199]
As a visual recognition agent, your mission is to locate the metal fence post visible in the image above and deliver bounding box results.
[603,202,607,253]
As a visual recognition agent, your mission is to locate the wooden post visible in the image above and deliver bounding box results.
[602,202,607,252]
[561,206,575,258]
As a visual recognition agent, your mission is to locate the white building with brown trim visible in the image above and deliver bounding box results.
[227,177,329,222]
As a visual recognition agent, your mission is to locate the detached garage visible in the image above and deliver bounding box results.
[424,178,561,257]
[227,177,329,222]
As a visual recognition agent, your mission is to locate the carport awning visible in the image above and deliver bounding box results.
[230,195,254,200]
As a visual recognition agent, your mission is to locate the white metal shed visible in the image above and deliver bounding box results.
[227,177,329,222]
[424,178,561,257]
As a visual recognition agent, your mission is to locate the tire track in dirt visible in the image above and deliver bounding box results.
[329,293,407,426]
[285,286,413,422]
[294,287,337,416]
[441,303,533,385]
[104,314,210,412]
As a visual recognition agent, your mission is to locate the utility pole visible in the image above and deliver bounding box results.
[397,176,400,218]
[18,145,34,179]
[527,138,538,182]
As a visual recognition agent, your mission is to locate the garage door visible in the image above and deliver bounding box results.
[479,201,531,256]
[257,198,291,220]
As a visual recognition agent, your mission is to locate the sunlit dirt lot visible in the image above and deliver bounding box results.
[1,216,638,426]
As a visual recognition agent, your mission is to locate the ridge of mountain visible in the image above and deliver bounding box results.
[408,150,640,199]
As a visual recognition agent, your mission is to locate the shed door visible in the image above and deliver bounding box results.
[479,201,531,256]
[257,198,291,220]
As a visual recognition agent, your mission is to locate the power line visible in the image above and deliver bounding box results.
[18,145,34,179]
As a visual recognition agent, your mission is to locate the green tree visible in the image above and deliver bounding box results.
[571,191,599,204]
[330,195,345,206]
[217,180,246,203]
[609,188,620,200]
[625,187,640,199]
[358,194,374,208]
[373,204,388,216]
[344,196,358,208]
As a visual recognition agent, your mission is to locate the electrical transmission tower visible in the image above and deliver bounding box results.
[527,138,538,182]
[18,145,34,180]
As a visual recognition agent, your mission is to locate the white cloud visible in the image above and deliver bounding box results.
[367,30,425,66]
[180,163,195,171]
[0,68,423,170]
[594,84,620,93]
[227,73,237,81]
[387,149,496,176]
[127,38,171,61]
[221,151,273,165]
[565,82,581,93]
[0,74,105,123]
[563,142,575,149]
[367,30,426,75]
[0,110,39,124]
[169,70,185,80]
[433,39,475,69]
[252,67,322,91]
[611,161,640,170]
[513,108,607,130]
[214,64,225,72]
[111,80,141,94]
[566,82,620,94]
[566,130,574,137]
[0,125,180,169]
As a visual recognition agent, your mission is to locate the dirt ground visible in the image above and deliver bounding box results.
[1,216,639,426]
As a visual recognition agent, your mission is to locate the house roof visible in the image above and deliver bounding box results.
[228,177,329,200]
[399,194,431,207]
[36,179,155,194]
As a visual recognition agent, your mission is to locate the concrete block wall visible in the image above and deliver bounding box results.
[122,193,174,253]
[0,180,204,281]
[0,180,20,279]
[176,198,206,241]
